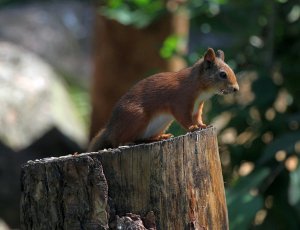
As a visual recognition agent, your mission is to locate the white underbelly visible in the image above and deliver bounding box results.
[192,91,215,115]
[140,113,174,139]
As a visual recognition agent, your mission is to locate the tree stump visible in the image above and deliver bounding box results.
[20,156,109,229]
[20,127,228,230]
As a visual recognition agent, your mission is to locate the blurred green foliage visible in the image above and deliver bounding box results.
[160,35,181,58]
[100,0,166,28]
[202,1,300,229]
[102,0,300,229]
[65,77,91,132]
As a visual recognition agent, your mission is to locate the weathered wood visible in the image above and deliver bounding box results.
[99,126,228,229]
[20,155,109,229]
[20,126,228,230]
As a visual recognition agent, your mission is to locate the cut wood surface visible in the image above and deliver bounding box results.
[20,126,228,230]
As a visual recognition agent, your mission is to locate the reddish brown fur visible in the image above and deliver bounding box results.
[88,48,239,151]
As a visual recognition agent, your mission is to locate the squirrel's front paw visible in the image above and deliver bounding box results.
[198,123,207,129]
[188,124,207,132]
[189,125,199,132]
[159,133,174,140]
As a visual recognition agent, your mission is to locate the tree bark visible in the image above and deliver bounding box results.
[99,126,228,229]
[20,155,109,229]
[20,127,228,230]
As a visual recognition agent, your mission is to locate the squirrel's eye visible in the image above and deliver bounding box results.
[219,71,227,79]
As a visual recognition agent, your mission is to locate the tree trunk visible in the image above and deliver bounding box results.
[20,127,228,230]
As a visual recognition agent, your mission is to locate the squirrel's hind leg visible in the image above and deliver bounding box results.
[136,133,174,144]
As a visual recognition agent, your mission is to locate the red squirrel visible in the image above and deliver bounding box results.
[88,48,239,151]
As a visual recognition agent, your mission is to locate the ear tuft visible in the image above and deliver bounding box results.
[216,50,225,61]
[204,48,216,63]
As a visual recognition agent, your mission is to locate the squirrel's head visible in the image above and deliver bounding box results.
[200,48,239,95]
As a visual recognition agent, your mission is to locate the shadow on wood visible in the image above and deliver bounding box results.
[20,126,228,230]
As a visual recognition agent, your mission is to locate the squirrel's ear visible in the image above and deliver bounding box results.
[204,48,216,63]
[216,50,225,61]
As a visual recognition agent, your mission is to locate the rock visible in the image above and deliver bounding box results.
[0,41,87,150]
[0,1,94,85]
[0,127,85,228]
[0,218,10,230]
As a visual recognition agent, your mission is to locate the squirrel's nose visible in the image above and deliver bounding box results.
[232,84,239,92]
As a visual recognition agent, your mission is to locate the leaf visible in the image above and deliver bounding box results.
[100,0,164,28]
[160,35,180,59]
[226,168,270,230]
[107,0,123,8]
[288,164,300,211]
[227,168,270,201]
[211,0,227,4]
[133,0,150,7]
[100,6,132,26]
[227,192,263,230]
[258,131,300,165]
[252,76,278,109]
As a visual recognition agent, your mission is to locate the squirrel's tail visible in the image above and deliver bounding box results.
[88,128,112,152]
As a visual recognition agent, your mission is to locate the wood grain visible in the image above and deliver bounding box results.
[20,126,228,230]
[98,126,228,229]
[20,155,109,229]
